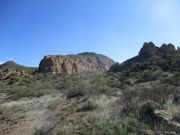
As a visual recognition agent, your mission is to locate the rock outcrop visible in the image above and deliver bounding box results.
[139,42,177,56]
[160,44,176,54]
[139,42,159,56]
[39,52,115,74]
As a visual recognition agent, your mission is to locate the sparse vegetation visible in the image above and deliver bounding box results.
[0,44,180,135]
[91,118,149,135]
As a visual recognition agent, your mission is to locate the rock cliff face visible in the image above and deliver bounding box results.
[39,52,115,74]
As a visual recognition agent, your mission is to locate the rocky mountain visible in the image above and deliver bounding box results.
[39,52,115,74]
[110,42,180,73]
[0,61,27,70]
[0,61,36,72]
[0,61,36,80]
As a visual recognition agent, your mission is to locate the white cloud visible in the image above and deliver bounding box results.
[151,0,180,23]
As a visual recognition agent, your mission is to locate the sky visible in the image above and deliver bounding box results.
[0,0,180,67]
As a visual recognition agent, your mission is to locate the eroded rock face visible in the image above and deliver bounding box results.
[139,42,159,56]
[39,53,115,74]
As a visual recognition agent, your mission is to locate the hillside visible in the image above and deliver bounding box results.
[110,42,180,83]
[0,61,37,73]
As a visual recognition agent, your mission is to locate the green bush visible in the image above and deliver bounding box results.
[163,72,180,86]
[123,79,134,85]
[20,77,34,85]
[140,100,159,115]
[67,88,84,99]
[141,102,152,114]
[8,87,45,100]
[139,100,160,123]
[93,118,148,135]
[8,74,21,85]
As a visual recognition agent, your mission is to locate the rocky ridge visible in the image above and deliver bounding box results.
[0,61,36,80]
[109,42,180,73]
[139,42,177,56]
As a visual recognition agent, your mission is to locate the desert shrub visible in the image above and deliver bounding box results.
[8,86,46,100]
[46,99,61,110]
[139,100,160,124]
[8,88,31,100]
[0,107,9,120]
[34,126,53,135]
[83,84,100,96]
[110,80,120,87]
[118,90,140,117]
[8,74,21,85]
[137,69,160,83]
[123,79,134,86]
[139,85,176,104]
[152,70,162,78]
[92,118,148,135]
[162,72,180,86]
[54,130,72,135]
[173,94,180,105]
[34,117,57,135]
[140,101,159,115]
[20,77,34,85]
[99,85,113,95]
[67,88,85,99]
[77,100,98,112]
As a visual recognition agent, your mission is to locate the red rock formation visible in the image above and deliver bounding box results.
[39,53,115,74]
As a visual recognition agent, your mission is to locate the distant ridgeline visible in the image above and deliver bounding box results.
[0,61,36,73]
[110,42,180,73]
[1,42,180,76]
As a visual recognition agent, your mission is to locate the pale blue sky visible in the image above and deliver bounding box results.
[0,0,180,67]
